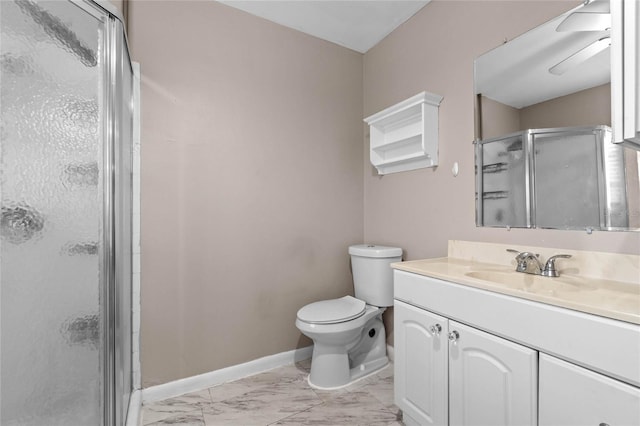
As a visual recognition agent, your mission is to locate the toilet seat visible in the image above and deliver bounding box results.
[297,295,366,324]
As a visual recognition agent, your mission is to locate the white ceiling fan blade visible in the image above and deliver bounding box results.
[549,37,611,75]
[556,12,611,32]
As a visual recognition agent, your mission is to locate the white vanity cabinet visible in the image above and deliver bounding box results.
[395,301,448,425]
[393,269,640,426]
[394,300,537,426]
[448,321,537,426]
[539,354,640,426]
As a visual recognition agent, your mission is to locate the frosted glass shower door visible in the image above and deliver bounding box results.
[1,0,108,424]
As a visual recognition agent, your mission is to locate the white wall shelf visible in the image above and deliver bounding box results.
[364,91,443,175]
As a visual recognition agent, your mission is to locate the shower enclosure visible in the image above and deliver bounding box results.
[1,0,134,425]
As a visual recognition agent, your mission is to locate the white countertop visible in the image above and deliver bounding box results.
[392,256,640,325]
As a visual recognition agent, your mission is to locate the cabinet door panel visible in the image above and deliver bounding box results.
[448,321,537,426]
[394,301,448,426]
[539,354,640,426]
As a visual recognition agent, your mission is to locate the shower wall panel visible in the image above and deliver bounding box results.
[0,1,133,425]
[0,1,106,423]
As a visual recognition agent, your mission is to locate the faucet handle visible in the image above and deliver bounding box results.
[507,249,526,271]
[507,249,540,258]
[507,249,540,273]
[542,254,572,277]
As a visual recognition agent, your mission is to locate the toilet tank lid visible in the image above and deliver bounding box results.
[349,244,402,258]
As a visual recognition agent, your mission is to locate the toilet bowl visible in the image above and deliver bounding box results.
[295,245,402,389]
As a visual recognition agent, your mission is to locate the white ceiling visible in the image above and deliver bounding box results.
[216,1,431,53]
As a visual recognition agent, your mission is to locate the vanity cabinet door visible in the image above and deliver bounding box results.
[539,354,640,426]
[394,300,448,426]
[448,321,538,426]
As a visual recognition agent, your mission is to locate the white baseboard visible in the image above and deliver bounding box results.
[141,345,313,404]
[125,389,142,426]
[386,344,394,363]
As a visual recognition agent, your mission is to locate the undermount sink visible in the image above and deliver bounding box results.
[465,270,595,294]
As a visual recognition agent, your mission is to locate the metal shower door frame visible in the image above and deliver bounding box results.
[70,1,133,425]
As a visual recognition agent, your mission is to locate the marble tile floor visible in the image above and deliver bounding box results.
[141,359,402,425]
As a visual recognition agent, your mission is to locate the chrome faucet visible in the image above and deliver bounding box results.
[507,249,572,277]
[507,249,543,274]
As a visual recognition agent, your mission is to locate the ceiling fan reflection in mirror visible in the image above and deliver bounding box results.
[549,36,611,75]
[556,11,611,32]
[549,0,611,75]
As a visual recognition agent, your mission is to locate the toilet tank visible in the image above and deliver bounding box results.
[349,244,402,307]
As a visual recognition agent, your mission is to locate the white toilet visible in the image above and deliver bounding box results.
[295,244,402,389]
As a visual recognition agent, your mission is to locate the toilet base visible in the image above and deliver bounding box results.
[306,315,389,390]
[307,356,389,390]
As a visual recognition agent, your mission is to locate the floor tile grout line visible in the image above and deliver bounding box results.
[265,400,326,426]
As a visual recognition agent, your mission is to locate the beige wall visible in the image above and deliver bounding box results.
[363,1,639,343]
[130,0,640,386]
[363,0,640,258]
[480,96,521,140]
[129,1,364,386]
[520,83,611,130]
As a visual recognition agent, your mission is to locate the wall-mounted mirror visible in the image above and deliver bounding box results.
[474,0,640,231]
